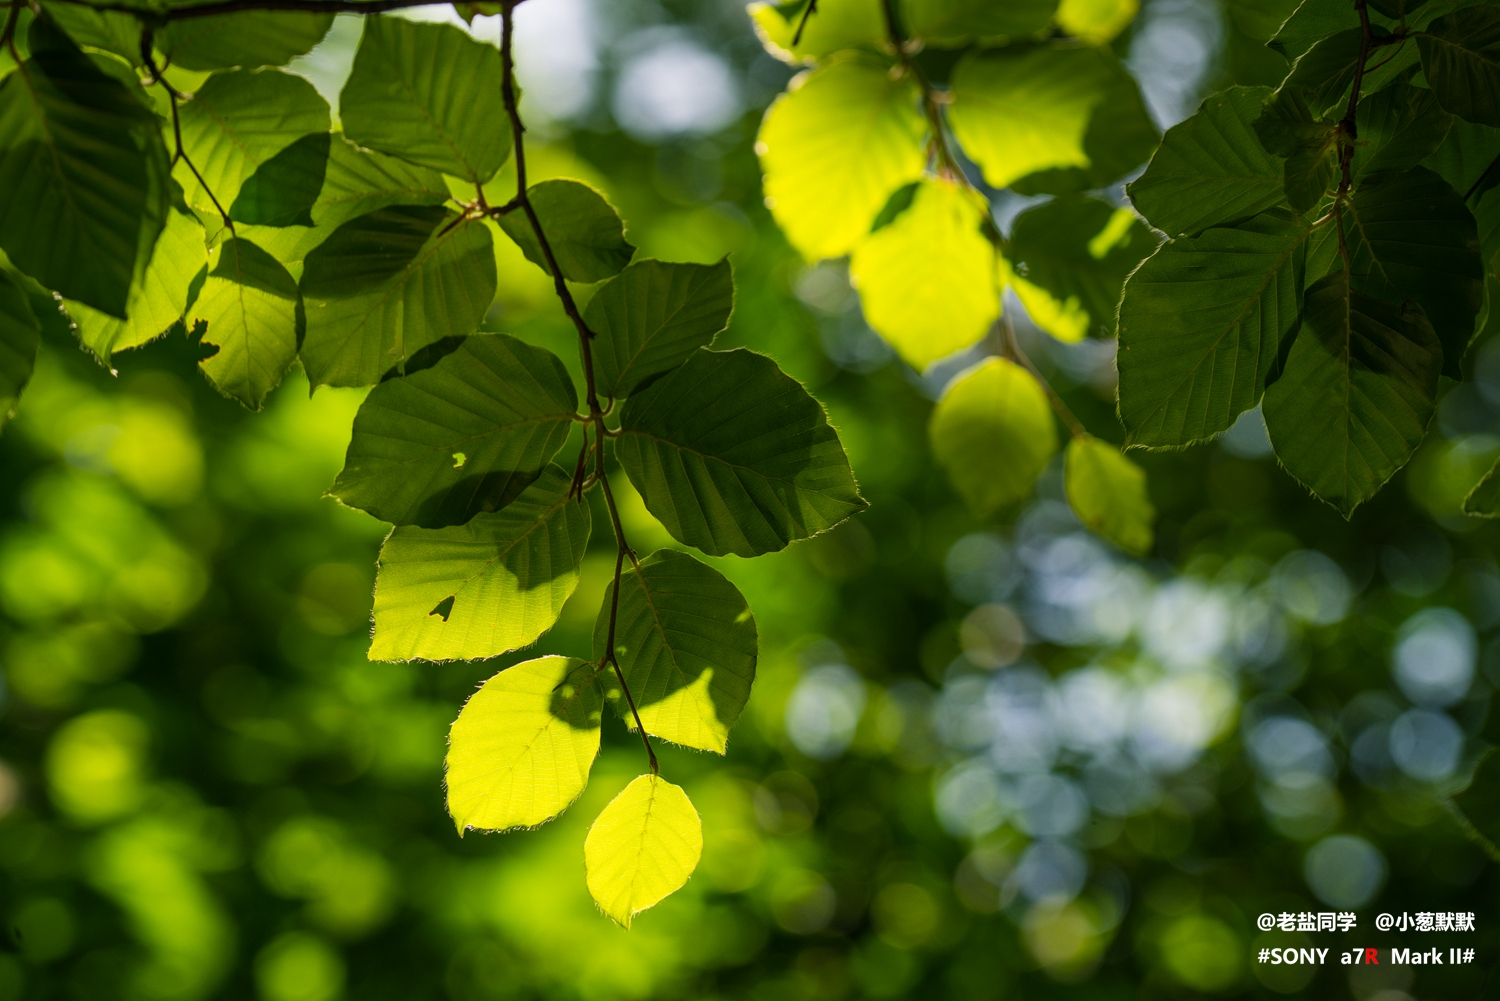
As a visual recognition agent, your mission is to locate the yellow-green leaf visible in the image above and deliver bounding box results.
[1056,0,1139,44]
[758,56,927,260]
[930,357,1057,517]
[584,774,703,928]
[749,0,886,63]
[192,237,302,410]
[446,656,602,834]
[1064,435,1154,555]
[850,178,999,369]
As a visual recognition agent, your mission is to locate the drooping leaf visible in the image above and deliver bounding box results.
[1008,196,1156,343]
[497,180,635,283]
[594,549,757,755]
[0,20,167,317]
[1418,8,1500,128]
[586,258,734,400]
[757,55,927,260]
[949,45,1157,194]
[300,206,497,388]
[1254,87,1338,212]
[929,357,1057,517]
[68,200,206,361]
[616,348,867,558]
[584,774,703,929]
[0,272,40,432]
[1353,78,1453,180]
[848,178,999,368]
[159,12,335,71]
[332,335,578,528]
[175,69,331,232]
[370,465,592,662]
[901,0,1058,45]
[1117,210,1309,447]
[1128,86,1287,238]
[341,15,510,183]
[192,238,302,410]
[1262,270,1442,516]
[1064,435,1154,555]
[1055,0,1139,44]
[749,0,886,62]
[446,656,602,833]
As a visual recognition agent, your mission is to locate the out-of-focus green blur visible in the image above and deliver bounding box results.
[2,2,1499,999]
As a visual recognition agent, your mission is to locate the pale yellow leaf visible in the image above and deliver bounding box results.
[584,774,703,928]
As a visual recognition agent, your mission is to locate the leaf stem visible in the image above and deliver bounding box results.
[879,0,967,187]
[1,0,21,60]
[1333,0,1373,267]
[791,0,818,46]
[500,2,656,776]
[141,29,236,237]
[1003,315,1087,439]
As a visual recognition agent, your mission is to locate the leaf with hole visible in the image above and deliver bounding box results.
[930,357,1057,518]
[584,774,702,928]
[1064,436,1154,555]
[497,179,635,283]
[446,656,602,833]
[191,238,303,410]
[595,549,757,754]
[617,348,866,557]
[370,465,591,662]
[0,271,39,432]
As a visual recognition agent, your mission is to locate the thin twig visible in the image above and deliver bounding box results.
[142,28,236,236]
[791,0,817,46]
[879,0,968,186]
[1003,316,1086,439]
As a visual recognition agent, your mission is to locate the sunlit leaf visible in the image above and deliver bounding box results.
[192,238,302,410]
[159,12,335,71]
[446,656,602,833]
[0,271,39,432]
[497,180,635,283]
[617,348,867,557]
[370,465,591,662]
[902,0,1058,45]
[341,16,511,183]
[587,258,734,400]
[332,335,578,528]
[594,549,757,754]
[40,3,140,64]
[1064,435,1154,555]
[757,56,927,260]
[929,357,1057,517]
[1262,270,1442,516]
[1418,8,1500,128]
[1056,0,1139,44]
[584,774,703,929]
[749,0,886,62]
[849,178,998,369]
[1117,210,1309,447]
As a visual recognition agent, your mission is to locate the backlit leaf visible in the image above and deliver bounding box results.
[594,549,757,754]
[930,357,1057,517]
[192,238,302,410]
[332,335,578,528]
[1418,8,1500,128]
[902,0,1058,45]
[0,271,40,432]
[584,774,702,929]
[616,348,867,557]
[1064,435,1154,555]
[1353,79,1453,180]
[446,656,602,833]
[749,0,886,62]
[159,13,335,71]
[1056,0,1139,44]
[370,465,591,662]
[497,180,635,283]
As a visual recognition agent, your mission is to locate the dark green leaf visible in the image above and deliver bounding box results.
[340,16,510,183]
[1117,210,1310,447]
[231,133,332,228]
[1464,455,1500,516]
[41,3,140,64]
[900,0,1058,45]
[332,335,578,528]
[1418,8,1500,128]
[1253,85,1339,208]
[1269,0,1361,60]
[1128,86,1286,238]
[1447,750,1500,856]
[370,465,592,662]
[192,238,302,410]
[1262,270,1441,516]
[300,207,497,388]
[497,180,635,283]
[1368,0,1428,17]
[616,348,866,558]
[1281,26,1418,118]
[1353,78,1453,179]
[159,13,335,71]
[594,549,757,754]
[586,259,734,401]
[0,271,40,432]
[1420,117,1500,197]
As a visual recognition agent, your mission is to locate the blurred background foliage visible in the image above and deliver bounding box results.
[2,0,1499,999]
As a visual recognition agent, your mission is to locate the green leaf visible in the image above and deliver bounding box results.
[497,180,635,283]
[1418,8,1500,128]
[370,465,592,662]
[757,55,927,260]
[901,0,1058,45]
[1421,117,1500,199]
[0,19,167,317]
[1463,456,1500,515]
[1282,27,1421,119]
[1262,270,1442,516]
[175,68,331,231]
[616,348,867,558]
[949,45,1157,194]
[848,178,999,369]
[340,15,510,183]
[445,656,602,833]
[1064,435,1154,555]
[0,271,40,432]
[67,199,206,361]
[1269,0,1360,60]
[1055,0,1140,44]
[930,357,1057,517]
[1447,749,1500,855]
[1254,87,1338,212]
[159,13,335,71]
[749,0,886,62]
[1368,0,1429,17]
[300,206,497,388]
[332,335,578,528]
[192,237,302,410]
[1117,210,1309,447]
[586,258,734,400]
[594,549,757,755]
[1128,86,1287,238]
[40,3,141,65]
[1007,196,1156,343]
[584,774,702,929]
[1353,79,1453,179]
